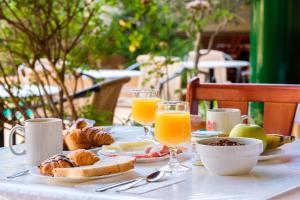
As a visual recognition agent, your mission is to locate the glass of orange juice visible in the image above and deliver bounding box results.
[155,101,191,172]
[132,89,160,140]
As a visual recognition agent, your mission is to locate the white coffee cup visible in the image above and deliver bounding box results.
[206,108,252,135]
[9,118,63,165]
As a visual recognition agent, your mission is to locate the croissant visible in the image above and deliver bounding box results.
[38,154,75,176]
[67,149,100,166]
[82,127,114,147]
[72,119,90,130]
[63,130,69,150]
[64,127,114,150]
[64,129,92,151]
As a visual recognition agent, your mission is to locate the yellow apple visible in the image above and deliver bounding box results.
[229,123,267,150]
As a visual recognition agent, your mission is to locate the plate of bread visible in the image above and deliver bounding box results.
[32,149,136,182]
[63,119,115,153]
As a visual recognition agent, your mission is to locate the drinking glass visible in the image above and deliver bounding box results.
[155,101,191,172]
[132,89,160,140]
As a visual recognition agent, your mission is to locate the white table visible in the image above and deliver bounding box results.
[0,85,59,98]
[183,60,249,69]
[182,60,249,82]
[0,126,300,200]
[79,69,142,80]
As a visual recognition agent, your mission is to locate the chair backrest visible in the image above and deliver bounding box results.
[186,77,300,135]
[89,77,130,122]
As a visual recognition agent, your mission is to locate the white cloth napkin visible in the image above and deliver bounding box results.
[75,172,185,194]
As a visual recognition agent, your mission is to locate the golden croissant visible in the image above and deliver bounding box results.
[64,129,92,151]
[73,119,89,129]
[64,127,114,151]
[39,154,75,176]
[67,149,100,166]
[82,127,114,147]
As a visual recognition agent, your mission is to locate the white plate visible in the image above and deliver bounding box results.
[98,150,169,163]
[258,149,285,161]
[30,167,126,183]
[136,154,169,163]
[63,146,102,154]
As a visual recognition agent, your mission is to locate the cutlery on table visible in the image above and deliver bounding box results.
[6,170,29,179]
[116,170,165,192]
[96,178,140,192]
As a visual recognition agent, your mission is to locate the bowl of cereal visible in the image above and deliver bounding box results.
[196,137,263,176]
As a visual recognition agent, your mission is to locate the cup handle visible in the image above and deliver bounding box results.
[241,115,255,125]
[9,125,26,155]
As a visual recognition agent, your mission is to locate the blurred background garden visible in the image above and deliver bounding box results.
[1,0,300,146]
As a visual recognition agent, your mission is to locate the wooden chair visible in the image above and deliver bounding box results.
[186,77,300,135]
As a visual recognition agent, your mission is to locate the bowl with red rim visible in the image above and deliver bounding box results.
[196,137,263,176]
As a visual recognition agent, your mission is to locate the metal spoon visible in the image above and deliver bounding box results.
[116,170,165,192]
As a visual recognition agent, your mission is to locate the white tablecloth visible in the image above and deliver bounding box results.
[1,126,300,200]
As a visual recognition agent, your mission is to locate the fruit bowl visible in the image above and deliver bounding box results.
[196,137,263,176]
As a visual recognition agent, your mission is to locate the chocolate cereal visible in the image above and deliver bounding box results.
[207,139,244,146]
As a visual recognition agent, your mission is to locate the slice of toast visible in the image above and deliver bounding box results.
[53,156,135,178]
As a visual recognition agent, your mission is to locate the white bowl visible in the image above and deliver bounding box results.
[196,137,263,176]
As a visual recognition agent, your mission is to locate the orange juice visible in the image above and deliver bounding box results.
[132,98,160,125]
[155,111,191,146]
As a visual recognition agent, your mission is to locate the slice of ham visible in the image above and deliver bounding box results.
[144,145,184,158]
[104,144,186,159]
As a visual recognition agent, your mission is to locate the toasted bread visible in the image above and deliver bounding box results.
[53,156,135,178]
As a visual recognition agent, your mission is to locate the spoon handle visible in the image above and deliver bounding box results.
[116,178,144,192]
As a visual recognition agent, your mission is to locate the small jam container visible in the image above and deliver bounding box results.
[191,131,222,165]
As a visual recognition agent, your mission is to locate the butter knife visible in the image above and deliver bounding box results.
[6,170,29,179]
[96,178,139,192]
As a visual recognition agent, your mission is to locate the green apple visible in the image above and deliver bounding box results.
[229,123,267,150]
